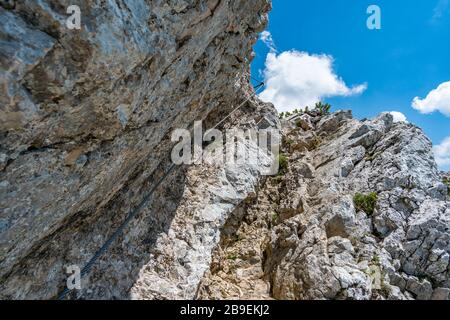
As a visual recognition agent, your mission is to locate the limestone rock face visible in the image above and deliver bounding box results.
[0,0,272,299]
[130,99,279,300]
[1,1,448,301]
[199,111,450,300]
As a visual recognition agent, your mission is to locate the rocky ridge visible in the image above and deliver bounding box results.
[1,1,449,300]
[199,111,450,300]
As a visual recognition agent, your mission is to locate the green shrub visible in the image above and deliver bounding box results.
[314,101,331,115]
[372,254,380,264]
[443,177,450,196]
[277,153,288,172]
[353,192,378,215]
[280,108,305,119]
[271,212,279,224]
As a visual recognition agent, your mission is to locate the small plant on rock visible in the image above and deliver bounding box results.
[271,212,279,225]
[314,101,331,115]
[443,177,450,196]
[227,254,237,261]
[277,153,288,172]
[280,108,305,119]
[372,254,380,264]
[353,192,378,215]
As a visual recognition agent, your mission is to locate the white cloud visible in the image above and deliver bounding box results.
[433,0,450,20]
[258,51,367,112]
[260,31,276,53]
[412,81,450,116]
[434,136,450,169]
[388,111,408,123]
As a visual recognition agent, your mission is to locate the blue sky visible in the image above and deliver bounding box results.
[251,0,450,170]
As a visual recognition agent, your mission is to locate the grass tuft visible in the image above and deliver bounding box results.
[353,192,378,215]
